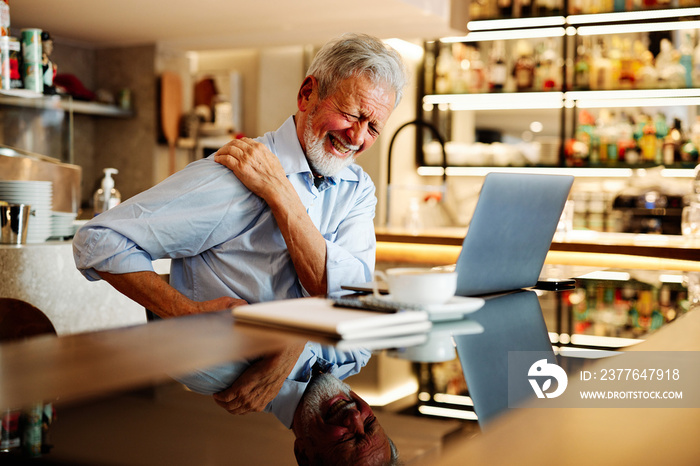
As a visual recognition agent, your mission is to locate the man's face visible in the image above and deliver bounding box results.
[292,373,391,465]
[297,74,396,177]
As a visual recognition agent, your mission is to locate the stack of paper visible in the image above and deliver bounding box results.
[232,297,431,346]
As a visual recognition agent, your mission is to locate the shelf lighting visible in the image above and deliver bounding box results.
[576,19,700,36]
[577,270,631,281]
[573,97,700,108]
[467,16,566,31]
[567,89,700,100]
[442,26,565,43]
[418,405,479,421]
[659,274,685,284]
[567,7,700,25]
[433,393,475,406]
[569,334,643,348]
[424,92,564,110]
[566,89,700,109]
[417,166,635,177]
[661,168,696,178]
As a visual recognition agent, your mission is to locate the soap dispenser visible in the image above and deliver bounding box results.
[93,168,121,216]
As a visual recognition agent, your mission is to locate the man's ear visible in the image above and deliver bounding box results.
[297,76,316,112]
[293,438,311,466]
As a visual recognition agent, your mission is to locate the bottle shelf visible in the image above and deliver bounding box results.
[0,90,132,118]
[416,165,695,178]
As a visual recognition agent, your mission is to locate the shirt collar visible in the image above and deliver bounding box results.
[275,116,360,184]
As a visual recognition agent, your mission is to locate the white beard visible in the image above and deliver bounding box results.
[304,113,359,177]
[297,373,353,436]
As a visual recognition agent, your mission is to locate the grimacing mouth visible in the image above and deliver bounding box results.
[330,134,355,155]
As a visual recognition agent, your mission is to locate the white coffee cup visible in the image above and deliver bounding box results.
[373,267,458,305]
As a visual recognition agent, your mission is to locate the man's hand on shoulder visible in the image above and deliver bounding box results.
[212,342,306,415]
[214,138,289,202]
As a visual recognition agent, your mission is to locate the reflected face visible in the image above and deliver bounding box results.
[297,74,396,177]
[292,373,391,465]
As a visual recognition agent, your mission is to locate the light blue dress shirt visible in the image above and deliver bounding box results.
[73,115,377,427]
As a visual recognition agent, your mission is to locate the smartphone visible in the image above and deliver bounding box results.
[534,278,576,291]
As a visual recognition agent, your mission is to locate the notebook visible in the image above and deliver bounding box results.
[232,297,431,341]
[345,172,574,297]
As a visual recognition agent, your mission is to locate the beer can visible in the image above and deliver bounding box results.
[20,28,42,64]
[1,409,21,451]
[22,404,42,458]
[0,36,20,90]
[23,62,43,93]
[0,1,10,37]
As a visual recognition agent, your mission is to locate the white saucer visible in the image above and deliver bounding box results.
[363,295,485,321]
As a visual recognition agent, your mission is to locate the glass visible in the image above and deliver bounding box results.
[681,204,700,239]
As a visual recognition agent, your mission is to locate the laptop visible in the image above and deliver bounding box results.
[344,172,574,297]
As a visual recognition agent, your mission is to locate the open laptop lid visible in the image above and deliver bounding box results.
[454,172,573,296]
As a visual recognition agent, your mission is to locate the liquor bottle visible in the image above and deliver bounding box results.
[452,43,470,94]
[655,38,674,88]
[618,38,635,89]
[670,118,689,163]
[680,32,693,88]
[636,50,658,89]
[640,115,657,163]
[616,112,636,164]
[513,40,536,92]
[489,41,507,92]
[693,40,700,88]
[423,44,436,95]
[608,36,622,88]
[539,38,559,91]
[520,0,533,16]
[435,43,453,94]
[467,46,487,93]
[498,0,513,18]
[654,112,669,165]
[574,38,591,90]
[590,40,612,90]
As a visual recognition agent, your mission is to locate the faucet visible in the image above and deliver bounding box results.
[385,119,448,228]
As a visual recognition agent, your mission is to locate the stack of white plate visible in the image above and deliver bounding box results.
[0,180,53,243]
[51,211,78,239]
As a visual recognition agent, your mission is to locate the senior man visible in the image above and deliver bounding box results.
[74,33,407,464]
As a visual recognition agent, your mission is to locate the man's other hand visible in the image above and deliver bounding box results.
[212,342,306,415]
[195,296,248,314]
